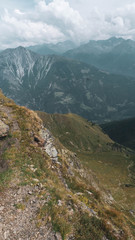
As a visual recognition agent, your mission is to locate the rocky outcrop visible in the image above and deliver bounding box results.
[0,120,9,137]
[39,128,58,162]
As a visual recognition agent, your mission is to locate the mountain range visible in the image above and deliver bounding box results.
[64,37,135,78]
[27,40,78,55]
[0,45,135,123]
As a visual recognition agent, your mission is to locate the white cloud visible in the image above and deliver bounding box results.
[36,0,88,39]
[110,3,135,39]
[83,3,135,40]
[0,0,89,49]
[1,0,135,49]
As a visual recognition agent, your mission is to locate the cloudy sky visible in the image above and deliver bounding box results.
[0,0,135,49]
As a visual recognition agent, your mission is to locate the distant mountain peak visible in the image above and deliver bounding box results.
[16,45,26,50]
[64,37,135,77]
[27,40,78,55]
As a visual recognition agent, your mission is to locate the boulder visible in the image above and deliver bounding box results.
[0,120,9,137]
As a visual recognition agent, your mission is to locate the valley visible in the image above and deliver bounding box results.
[0,43,135,123]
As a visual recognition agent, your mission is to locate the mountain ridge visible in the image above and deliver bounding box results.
[27,40,78,55]
[64,37,135,77]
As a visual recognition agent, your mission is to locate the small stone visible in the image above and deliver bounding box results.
[90,208,96,215]
[4,230,9,239]
[55,232,62,240]
[39,183,43,189]
[17,188,22,195]
[28,191,32,195]
[33,178,39,183]
[69,208,74,215]
[75,192,83,196]
[58,200,62,206]
[67,194,72,198]
[17,209,22,213]
[55,161,62,166]
[0,206,4,211]
[86,190,93,195]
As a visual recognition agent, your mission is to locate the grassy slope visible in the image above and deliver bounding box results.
[37,112,135,213]
[37,112,113,151]
[0,90,134,239]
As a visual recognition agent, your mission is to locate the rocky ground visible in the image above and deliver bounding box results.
[0,102,62,240]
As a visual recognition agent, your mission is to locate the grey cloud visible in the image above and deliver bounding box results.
[0,0,135,49]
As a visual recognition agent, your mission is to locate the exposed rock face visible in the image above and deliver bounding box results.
[39,128,58,162]
[0,120,9,137]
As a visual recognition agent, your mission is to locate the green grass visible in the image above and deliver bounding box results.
[74,212,118,240]
[0,91,134,238]
[0,169,13,191]
[37,112,113,153]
